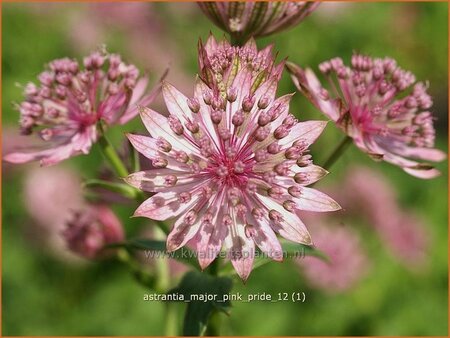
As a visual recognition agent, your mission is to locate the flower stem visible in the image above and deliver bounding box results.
[321,136,352,170]
[164,303,178,336]
[205,310,222,336]
[204,258,221,335]
[97,124,129,178]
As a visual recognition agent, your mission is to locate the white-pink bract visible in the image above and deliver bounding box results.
[197,2,320,44]
[287,55,446,179]
[125,55,340,280]
[4,50,160,166]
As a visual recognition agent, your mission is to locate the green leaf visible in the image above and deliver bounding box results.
[168,271,233,336]
[111,238,200,270]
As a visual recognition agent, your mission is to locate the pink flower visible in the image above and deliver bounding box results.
[125,76,340,280]
[287,55,446,179]
[298,222,369,293]
[198,35,283,98]
[62,205,124,259]
[198,2,320,44]
[339,166,429,267]
[4,50,161,166]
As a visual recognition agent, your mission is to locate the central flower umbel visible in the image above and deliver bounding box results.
[126,77,340,280]
[126,43,340,279]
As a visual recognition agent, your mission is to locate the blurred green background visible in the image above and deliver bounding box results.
[2,2,448,336]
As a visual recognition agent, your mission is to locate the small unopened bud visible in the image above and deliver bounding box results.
[187,98,200,113]
[227,87,237,102]
[211,109,223,124]
[258,96,270,109]
[242,95,255,112]
[152,158,168,168]
[232,110,245,126]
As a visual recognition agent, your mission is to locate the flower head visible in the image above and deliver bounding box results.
[198,35,283,100]
[4,50,161,166]
[287,55,446,178]
[198,2,320,44]
[62,205,124,259]
[125,76,340,280]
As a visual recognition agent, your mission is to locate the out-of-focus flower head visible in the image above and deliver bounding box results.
[339,166,429,267]
[62,205,124,259]
[198,2,320,44]
[124,69,340,280]
[287,54,446,179]
[198,35,283,102]
[4,49,161,166]
[298,222,369,293]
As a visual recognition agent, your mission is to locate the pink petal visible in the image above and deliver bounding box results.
[126,133,189,171]
[279,120,328,148]
[133,191,198,221]
[194,204,228,270]
[403,166,441,179]
[246,207,283,261]
[166,211,203,252]
[396,146,446,162]
[224,210,255,281]
[287,62,340,121]
[293,187,341,212]
[138,106,200,156]
[194,78,221,146]
[124,170,198,192]
[291,165,329,186]
[162,82,196,122]
[257,194,312,245]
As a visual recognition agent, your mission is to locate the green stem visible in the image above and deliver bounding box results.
[205,310,221,336]
[203,258,221,335]
[164,302,178,336]
[154,227,170,291]
[321,136,352,170]
[83,179,141,200]
[128,140,141,172]
[97,125,129,178]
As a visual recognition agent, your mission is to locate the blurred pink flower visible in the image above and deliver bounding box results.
[62,205,124,259]
[198,2,319,44]
[124,70,340,280]
[24,166,84,229]
[23,166,85,261]
[4,50,161,166]
[298,222,369,293]
[339,166,429,267]
[287,54,446,179]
